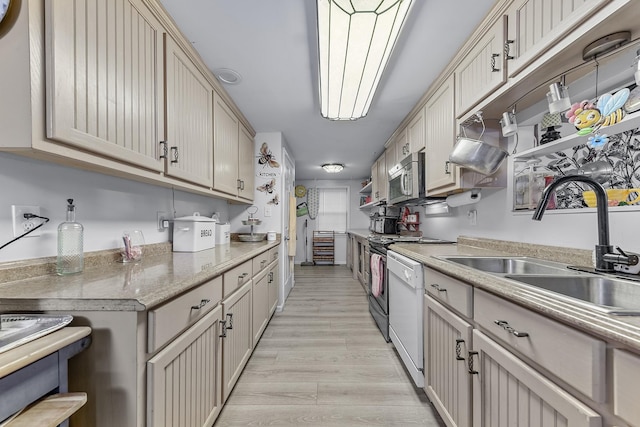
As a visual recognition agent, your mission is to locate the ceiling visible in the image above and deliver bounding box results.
[158,0,497,180]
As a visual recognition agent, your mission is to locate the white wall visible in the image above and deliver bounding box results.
[0,153,230,263]
[293,179,370,264]
[421,49,640,254]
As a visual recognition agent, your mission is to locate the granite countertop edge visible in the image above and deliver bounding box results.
[389,242,640,353]
[0,241,279,313]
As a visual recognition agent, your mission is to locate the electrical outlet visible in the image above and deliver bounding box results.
[157,211,168,231]
[12,205,42,237]
[467,209,477,226]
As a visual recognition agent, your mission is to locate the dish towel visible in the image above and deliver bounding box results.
[371,254,383,297]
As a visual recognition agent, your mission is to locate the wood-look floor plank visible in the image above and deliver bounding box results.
[215,404,441,426]
[216,265,443,426]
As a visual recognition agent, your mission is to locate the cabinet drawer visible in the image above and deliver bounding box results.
[223,260,252,298]
[424,267,473,318]
[613,348,640,426]
[253,251,271,275]
[474,289,605,402]
[269,246,279,263]
[148,276,222,353]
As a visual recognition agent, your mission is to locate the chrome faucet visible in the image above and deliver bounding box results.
[532,175,638,272]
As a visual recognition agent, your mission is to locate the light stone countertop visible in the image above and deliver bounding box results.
[0,241,278,312]
[389,237,640,354]
[348,229,371,240]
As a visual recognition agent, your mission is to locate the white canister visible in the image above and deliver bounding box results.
[267,231,276,241]
[172,212,217,252]
[215,223,231,245]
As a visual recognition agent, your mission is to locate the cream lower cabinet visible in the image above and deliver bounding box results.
[424,271,605,427]
[252,269,269,346]
[147,305,223,427]
[424,295,472,427]
[268,260,279,316]
[471,330,601,427]
[222,280,253,401]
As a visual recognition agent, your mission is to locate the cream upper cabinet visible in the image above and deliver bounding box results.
[455,16,506,118]
[45,0,165,172]
[407,108,426,154]
[505,0,610,77]
[371,161,379,202]
[425,75,458,192]
[377,152,388,202]
[238,124,255,201]
[213,92,240,196]
[164,35,214,187]
[393,127,408,164]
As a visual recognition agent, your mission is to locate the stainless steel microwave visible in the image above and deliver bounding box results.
[387,152,425,205]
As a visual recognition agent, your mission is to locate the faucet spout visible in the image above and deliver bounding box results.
[532,174,614,272]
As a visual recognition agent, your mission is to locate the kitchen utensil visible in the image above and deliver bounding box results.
[449,137,509,175]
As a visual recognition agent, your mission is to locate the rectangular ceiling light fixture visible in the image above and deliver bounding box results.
[317,0,413,120]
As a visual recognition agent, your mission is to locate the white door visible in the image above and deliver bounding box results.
[281,148,295,308]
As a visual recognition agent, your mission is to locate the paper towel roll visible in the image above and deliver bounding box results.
[446,190,481,207]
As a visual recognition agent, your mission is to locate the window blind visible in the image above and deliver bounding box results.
[317,187,348,232]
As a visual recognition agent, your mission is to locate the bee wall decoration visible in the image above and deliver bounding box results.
[268,194,279,205]
[257,178,276,194]
[566,88,630,135]
[257,142,280,169]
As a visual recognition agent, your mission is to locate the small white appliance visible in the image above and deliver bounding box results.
[388,250,425,387]
[172,213,216,252]
[215,223,231,245]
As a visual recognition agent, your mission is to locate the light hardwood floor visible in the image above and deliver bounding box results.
[215,265,444,426]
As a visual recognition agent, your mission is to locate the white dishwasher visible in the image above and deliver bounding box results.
[388,250,424,387]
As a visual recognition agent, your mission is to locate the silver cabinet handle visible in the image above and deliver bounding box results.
[190,299,210,310]
[238,272,248,281]
[170,146,179,164]
[468,351,479,374]
[261,260,267,267]
[219,319,227,338]
[430,284,447,292]
[494,320,529,338]
[237,179,242,190]
[490,53,500,72]
[504,39,514,60]
[159,141,168,159]
[226,313,234,329]
[455,339,465,361]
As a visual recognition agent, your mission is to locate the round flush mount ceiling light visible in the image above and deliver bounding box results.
[322,163,344,173]
[582,31,631,61]
[213,68,242,85]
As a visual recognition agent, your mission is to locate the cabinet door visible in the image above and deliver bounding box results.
[238,124,255,201]
[147,304,223,427]
[377,152,388,201]
[408,108,426,153]
[371,162,379,202]
[252,271,269,347]
[268,262,279,316]
[506,0,610,77]
[393,127,407,164]
[213,92,240,195]
[472,330,601,427]
[165,36,214,186]
[425,295,473,427]
[455,16,506,117]
[425,74,458,191]
[46,0,165,172]
[222,280,253,401]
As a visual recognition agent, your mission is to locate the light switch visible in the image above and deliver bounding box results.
[264,206,272,217]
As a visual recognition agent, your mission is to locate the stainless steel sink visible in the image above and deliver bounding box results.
[0,314,73,354]
[506,275,640,315]
[438,256,576,275]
